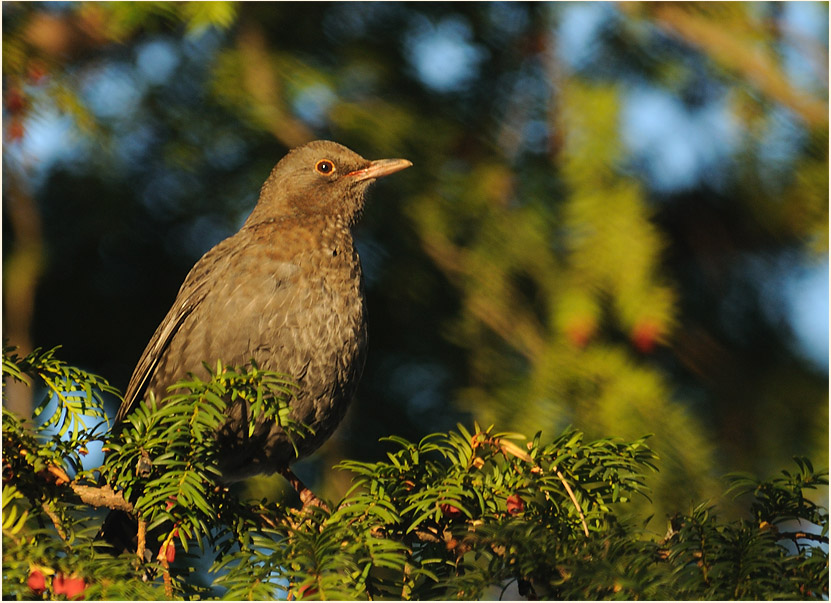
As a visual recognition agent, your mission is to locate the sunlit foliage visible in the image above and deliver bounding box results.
[2,348,828,600]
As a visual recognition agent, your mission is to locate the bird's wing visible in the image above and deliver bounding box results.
[115,231,304,426]
[114,237,237,425]
[115,275,210,425]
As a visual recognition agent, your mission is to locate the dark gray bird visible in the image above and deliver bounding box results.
[115,140,411,485]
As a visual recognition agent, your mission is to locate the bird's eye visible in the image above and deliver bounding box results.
[315,159,335,175]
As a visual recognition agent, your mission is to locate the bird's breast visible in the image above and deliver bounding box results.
[263,241,367,385]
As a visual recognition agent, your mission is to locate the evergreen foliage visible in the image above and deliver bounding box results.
[3,1,827,530]
[2,346,827,600]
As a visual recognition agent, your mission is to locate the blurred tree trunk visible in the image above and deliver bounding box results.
[3,167,43,417]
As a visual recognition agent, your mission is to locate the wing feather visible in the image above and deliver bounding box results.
[114,244,224,424]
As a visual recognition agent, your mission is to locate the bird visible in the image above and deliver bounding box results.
[114,140,412,489]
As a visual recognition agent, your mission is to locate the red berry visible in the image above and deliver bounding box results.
[564,317,595,348]
[297,584,318,599]
[5,88,25,113]
[7,120,24,141]
[53,573,86,600]
[506,494,525,515]
[631,320,662,354]
[439,503,463,519]
[27,60,49,84]
[27,569,46,595]
[159,540,176,563]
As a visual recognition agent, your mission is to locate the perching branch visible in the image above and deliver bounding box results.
[69,483,133,513]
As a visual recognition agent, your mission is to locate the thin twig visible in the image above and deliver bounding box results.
[161,561,173,599]
[401,563,413,600]
[137,519,147,562]
[780,531,828,544]
[158,532,175,597]
[41,501,67,541]
[555,467,590,537]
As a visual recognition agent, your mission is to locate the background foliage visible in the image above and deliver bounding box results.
[2,1,828,596]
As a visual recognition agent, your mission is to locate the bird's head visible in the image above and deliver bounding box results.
[246,140,412,228]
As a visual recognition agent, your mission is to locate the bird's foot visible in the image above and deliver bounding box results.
[298,486,330,512]
[280,467,330,512]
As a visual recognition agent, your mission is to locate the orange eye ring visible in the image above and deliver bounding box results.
[315,159,335,175]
